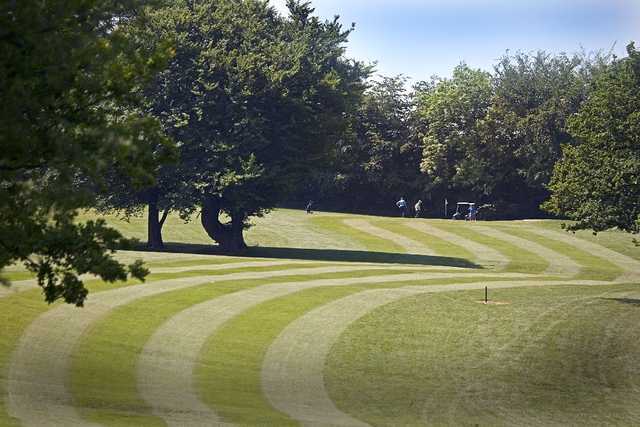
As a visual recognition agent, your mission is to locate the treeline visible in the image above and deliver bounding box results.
[2,0,638,305]
[297,52,611,218]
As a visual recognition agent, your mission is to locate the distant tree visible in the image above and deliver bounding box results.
[417,53,607,217]
[480,50,602,214]
[99,0,369,251]
[417,64,494,199]
[0,0,174,305]
[543,43,640,236]
[328,75,424,212]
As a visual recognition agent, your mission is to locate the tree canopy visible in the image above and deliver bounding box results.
[0,0,174,305]
[543,43,640,236]
[2,0,637,306]
[98,0,370,250]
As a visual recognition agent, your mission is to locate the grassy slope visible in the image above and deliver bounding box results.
[0,280,149,427]
[428,221,550,274]
[327,284,640,426]
[2,209,639,427]
[70,268,421,425]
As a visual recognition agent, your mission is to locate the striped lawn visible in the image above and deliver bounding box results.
[427,222,549,274]
[69,268,420,425]
[497,226,622,281]
[326,284,640,426]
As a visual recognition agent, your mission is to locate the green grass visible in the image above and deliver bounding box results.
[498,226,622,280]
[145,257,250,268]
[429,221,550,273]
[3,209,640,426]
[196,275,557,426]
[311,216,404,253]
[0,271,35,282]
[528,220,640,261]
[326,283,640,426]
[373,220,475,260]
[0,290,51,427]
[145,262,324,281]
[0,278,149,427]
[69,268,428,425]
[197,286,361,426]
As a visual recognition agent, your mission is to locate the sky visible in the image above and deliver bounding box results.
[270,0,640,83]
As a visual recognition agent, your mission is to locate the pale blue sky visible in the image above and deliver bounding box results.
[270,0,640,82]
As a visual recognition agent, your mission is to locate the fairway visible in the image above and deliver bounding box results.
[2,209,640,426]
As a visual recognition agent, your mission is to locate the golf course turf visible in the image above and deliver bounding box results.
[1,209,640,426]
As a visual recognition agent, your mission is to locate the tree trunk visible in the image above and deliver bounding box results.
[147,191,165,249]
[201,195,248,252]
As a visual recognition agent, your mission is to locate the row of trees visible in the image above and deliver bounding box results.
[304,49,615,218]
[1,0,638,305]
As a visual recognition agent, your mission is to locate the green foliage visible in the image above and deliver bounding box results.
[419,64,493,193]
[544,43,640,236]
[416,52,606,216]
[327,75,423,211]
[481,51,599,207]
[98,0,370,248]
[0,0,173,305]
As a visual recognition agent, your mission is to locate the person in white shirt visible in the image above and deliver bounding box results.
[396,197,407,217]
[414,199,423,218]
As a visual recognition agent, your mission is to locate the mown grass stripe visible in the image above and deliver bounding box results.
[69,268,423,426]
[407,221,508,270]
[425,223,547,274]
[474,226,580,277]
[9,263,371,427]
[144,256,254,269]
[263,278,615,426]
[522,226,640,281]
[149,259,315,274]
[135,271,534,426]
[374,220,474,260]
[311,216,405,253]
[195,274,535,427]
[500,227,622,281]
[0,263,333,298]
[345,219,435,255]
[0,279,150,427]
[0,290,53,427]
[198,286,363,426]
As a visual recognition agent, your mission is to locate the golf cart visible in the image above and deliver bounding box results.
[452,202,476,221]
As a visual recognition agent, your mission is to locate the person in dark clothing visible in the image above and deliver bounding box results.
[306,200,314,214]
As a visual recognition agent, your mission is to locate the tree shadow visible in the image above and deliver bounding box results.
[132,242,480,269]
[601,297,640,306]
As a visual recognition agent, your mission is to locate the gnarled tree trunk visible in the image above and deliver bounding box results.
[201,195,248,252]
[147,188,169,250]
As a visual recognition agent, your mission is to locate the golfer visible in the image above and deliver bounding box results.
[396,197,408,217]
[414,200,423,218]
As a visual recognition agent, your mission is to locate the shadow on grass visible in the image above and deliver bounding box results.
[131,242,479,268]
[602,297,640,306]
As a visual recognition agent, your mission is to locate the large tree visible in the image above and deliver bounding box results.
[480,50,601,214]
[100,0,369,251]
[543,42,640,235]
[0,0,174,305]
[417,64,494,201]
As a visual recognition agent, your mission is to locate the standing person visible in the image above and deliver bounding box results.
[305,200,314,214]
[414,199,423,218]
[396,197,407,217]
[468,203,477,221]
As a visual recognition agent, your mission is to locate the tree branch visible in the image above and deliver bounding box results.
[159,207,171,228]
